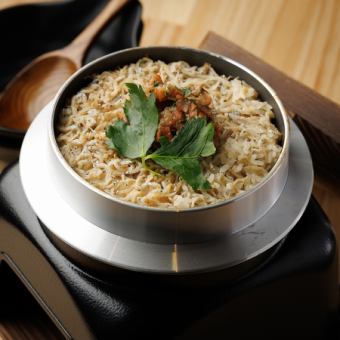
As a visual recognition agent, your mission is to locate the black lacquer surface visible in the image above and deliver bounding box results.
[0,162,338,339]
[0,0,143,145]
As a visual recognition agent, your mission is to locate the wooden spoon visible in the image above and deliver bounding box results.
[0,0,129,131]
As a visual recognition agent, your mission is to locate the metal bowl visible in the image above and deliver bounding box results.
[47,47,289,245]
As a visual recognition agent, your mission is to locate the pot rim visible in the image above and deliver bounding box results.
[48,46,289,213]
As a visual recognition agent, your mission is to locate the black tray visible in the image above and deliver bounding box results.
[0,0,143,147]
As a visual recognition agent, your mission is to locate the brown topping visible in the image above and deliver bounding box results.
[156,106,184,141]
[167,86,184,100]
[176,99,189,113]
[156,125,172,141]
[154,87,167,102]
[154,73,163,84]
[151,82,224,146]
[150,73,163,87]
[174,109,184,122]
[197,91,212,106]
[188,102,197,118]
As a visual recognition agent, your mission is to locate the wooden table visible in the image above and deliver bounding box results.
[0,0,339,339]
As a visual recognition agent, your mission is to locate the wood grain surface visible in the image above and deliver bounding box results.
[0,0,339,339]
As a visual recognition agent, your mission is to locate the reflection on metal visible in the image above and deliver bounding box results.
[172,244,178,273]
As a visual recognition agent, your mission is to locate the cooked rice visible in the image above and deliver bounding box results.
[57,58,282,209]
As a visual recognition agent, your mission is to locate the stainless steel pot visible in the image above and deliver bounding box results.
[47,47,289,245]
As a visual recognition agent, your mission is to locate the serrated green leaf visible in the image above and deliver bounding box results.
[200,123,216,157]
[182,87,191,97]
[159,135,171,147]
[106,83,158,159]
[145,118,215,190]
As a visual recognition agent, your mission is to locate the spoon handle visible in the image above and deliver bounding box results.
[63,0,129,66]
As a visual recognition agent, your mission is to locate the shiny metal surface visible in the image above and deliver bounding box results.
[47,47,290,244]
[19,101,313,274]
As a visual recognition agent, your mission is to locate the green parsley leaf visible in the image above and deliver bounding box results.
[182,87,191,97]
[106,83,158,159]
[145,118,215,190]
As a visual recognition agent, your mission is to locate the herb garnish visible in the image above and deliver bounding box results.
[145,118,215,189]
[106,83,158,159]
[106,83,216,190]
[182,87,191,97]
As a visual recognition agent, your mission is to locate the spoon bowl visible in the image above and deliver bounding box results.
[0,55,77,131]
[0,0,128,132]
